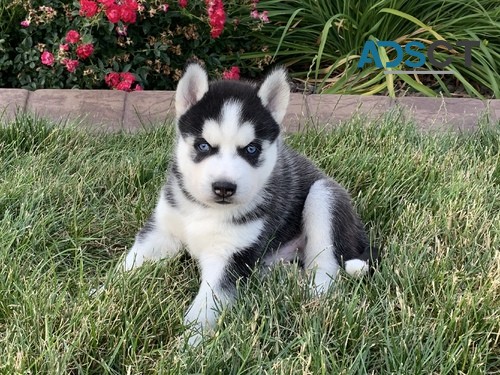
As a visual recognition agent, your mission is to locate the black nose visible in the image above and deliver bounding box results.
[212,181,237,198]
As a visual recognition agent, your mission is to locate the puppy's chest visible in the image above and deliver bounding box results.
[167,204,265,259]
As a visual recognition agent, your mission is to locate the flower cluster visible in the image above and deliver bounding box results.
[20,6,57,28]
[105,71,143,91]
[206,0,225,38]
[40,30,94,73]
[250,0,269,23]
[222,66,240,80]
[78,0,139,35]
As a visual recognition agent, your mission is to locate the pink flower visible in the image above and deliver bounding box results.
[105,72,121,87]
[65,30,81,44]
[251,9,269,22]
[259,10,269,23]
[105,4,121,23]
[76,43,94,59]
[134,84,143,91]
[116,80,133,91]
[98,0,115,7]
[79,0,99,17]
[124,0,139,10]
[120,6,137,23]
[206,0,225,39]
[41,51,55,66]
[159,4,169,12]
[120,72,136,83]
[179,0,188,8]
[63,59,79,73]
[20,19,30,27]
[59,43,69,51]
[222,66,240,80]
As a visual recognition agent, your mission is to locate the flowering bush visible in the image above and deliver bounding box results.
[0,0,272,90]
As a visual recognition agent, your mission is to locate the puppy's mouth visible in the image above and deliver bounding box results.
[214,198,232,205]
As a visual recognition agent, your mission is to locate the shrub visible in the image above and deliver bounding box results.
[244,0,500,98]
[0,0,271,90]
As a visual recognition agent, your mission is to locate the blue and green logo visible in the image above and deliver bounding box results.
[357,40,480,74]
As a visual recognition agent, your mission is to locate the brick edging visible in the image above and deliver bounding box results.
[1,88,499,132]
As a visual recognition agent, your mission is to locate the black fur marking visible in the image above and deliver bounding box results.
[178,81,280,142]
[237,142,262,167]
[179,185,204,205]
[325,181,380,269]
[170,160,182,180]
[192,138,219,163]
[220,244,262,293]
[170,160,206,207]
[231,204,269,225]
[137,216,156,241]
[163,185,177,207]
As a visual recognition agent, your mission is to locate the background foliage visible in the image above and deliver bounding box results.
[0,0,268,90]
[247,0,500,98]
[0,0,499,97]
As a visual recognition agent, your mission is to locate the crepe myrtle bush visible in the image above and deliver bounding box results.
[0,0,272,90]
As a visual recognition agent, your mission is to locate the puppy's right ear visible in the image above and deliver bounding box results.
[175,63,209,118]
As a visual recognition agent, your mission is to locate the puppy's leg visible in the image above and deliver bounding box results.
[183,247,259,346]
[183,254,231,346]
[303,179,375,293]
[124,197,182,271]
[302,179,341,293]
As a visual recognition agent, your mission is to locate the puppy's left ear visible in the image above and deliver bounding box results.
[257,67,290,124]
[175,63,209,118]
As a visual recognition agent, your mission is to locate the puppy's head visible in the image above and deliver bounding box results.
[174,63,290,208]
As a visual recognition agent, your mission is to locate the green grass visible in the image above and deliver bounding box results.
[0,114,499,374]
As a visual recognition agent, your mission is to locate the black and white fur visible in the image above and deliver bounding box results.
[123,63,378,345]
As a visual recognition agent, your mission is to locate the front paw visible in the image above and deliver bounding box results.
[181,326,204,347]
[182,306,215,347]
[89,284,105,297]
[311,269,336,295]
[183,294,219,330]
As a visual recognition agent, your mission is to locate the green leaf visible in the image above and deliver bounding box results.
[379,8,445,41]
[272,8,304,61]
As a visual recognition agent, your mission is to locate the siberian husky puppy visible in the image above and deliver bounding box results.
[123,63,378,345]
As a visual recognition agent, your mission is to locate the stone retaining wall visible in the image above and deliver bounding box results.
[1,88,499,132]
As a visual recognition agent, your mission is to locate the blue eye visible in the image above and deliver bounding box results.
[245,144,259,155]
[197,142,211,153]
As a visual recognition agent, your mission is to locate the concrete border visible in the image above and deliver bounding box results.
[1,88,498,132]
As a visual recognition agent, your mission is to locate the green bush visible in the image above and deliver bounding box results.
[0,0,270,90]
[245,0,500,98]
[2,0,498,97]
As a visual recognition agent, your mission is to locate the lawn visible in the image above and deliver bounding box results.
[0,113,498,374]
